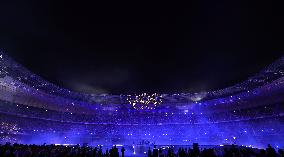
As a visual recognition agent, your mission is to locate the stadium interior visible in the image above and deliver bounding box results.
[0,52,284,156]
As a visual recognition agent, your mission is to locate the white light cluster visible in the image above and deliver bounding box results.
[127,93,163,110]
[0,122,20,134]
[0,122,21,142]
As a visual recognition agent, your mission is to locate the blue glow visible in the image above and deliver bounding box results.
[0,52,283,150]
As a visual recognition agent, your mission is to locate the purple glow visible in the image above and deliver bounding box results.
[0,52,283,150]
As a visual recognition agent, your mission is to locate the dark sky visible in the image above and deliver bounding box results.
[0,0,283,94]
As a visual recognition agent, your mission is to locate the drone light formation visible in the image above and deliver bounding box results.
[126,93,163,110]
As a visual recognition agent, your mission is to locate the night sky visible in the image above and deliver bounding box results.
[0,1,283,94]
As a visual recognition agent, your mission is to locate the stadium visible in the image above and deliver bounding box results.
[0,51,284,156]
[0,0,283,155]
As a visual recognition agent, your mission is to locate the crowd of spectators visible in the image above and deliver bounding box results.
[0,143,284,157]
[0,98,282,126]
[0,143,124,157]
[148,144,284,157]
[1,107,283,146]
